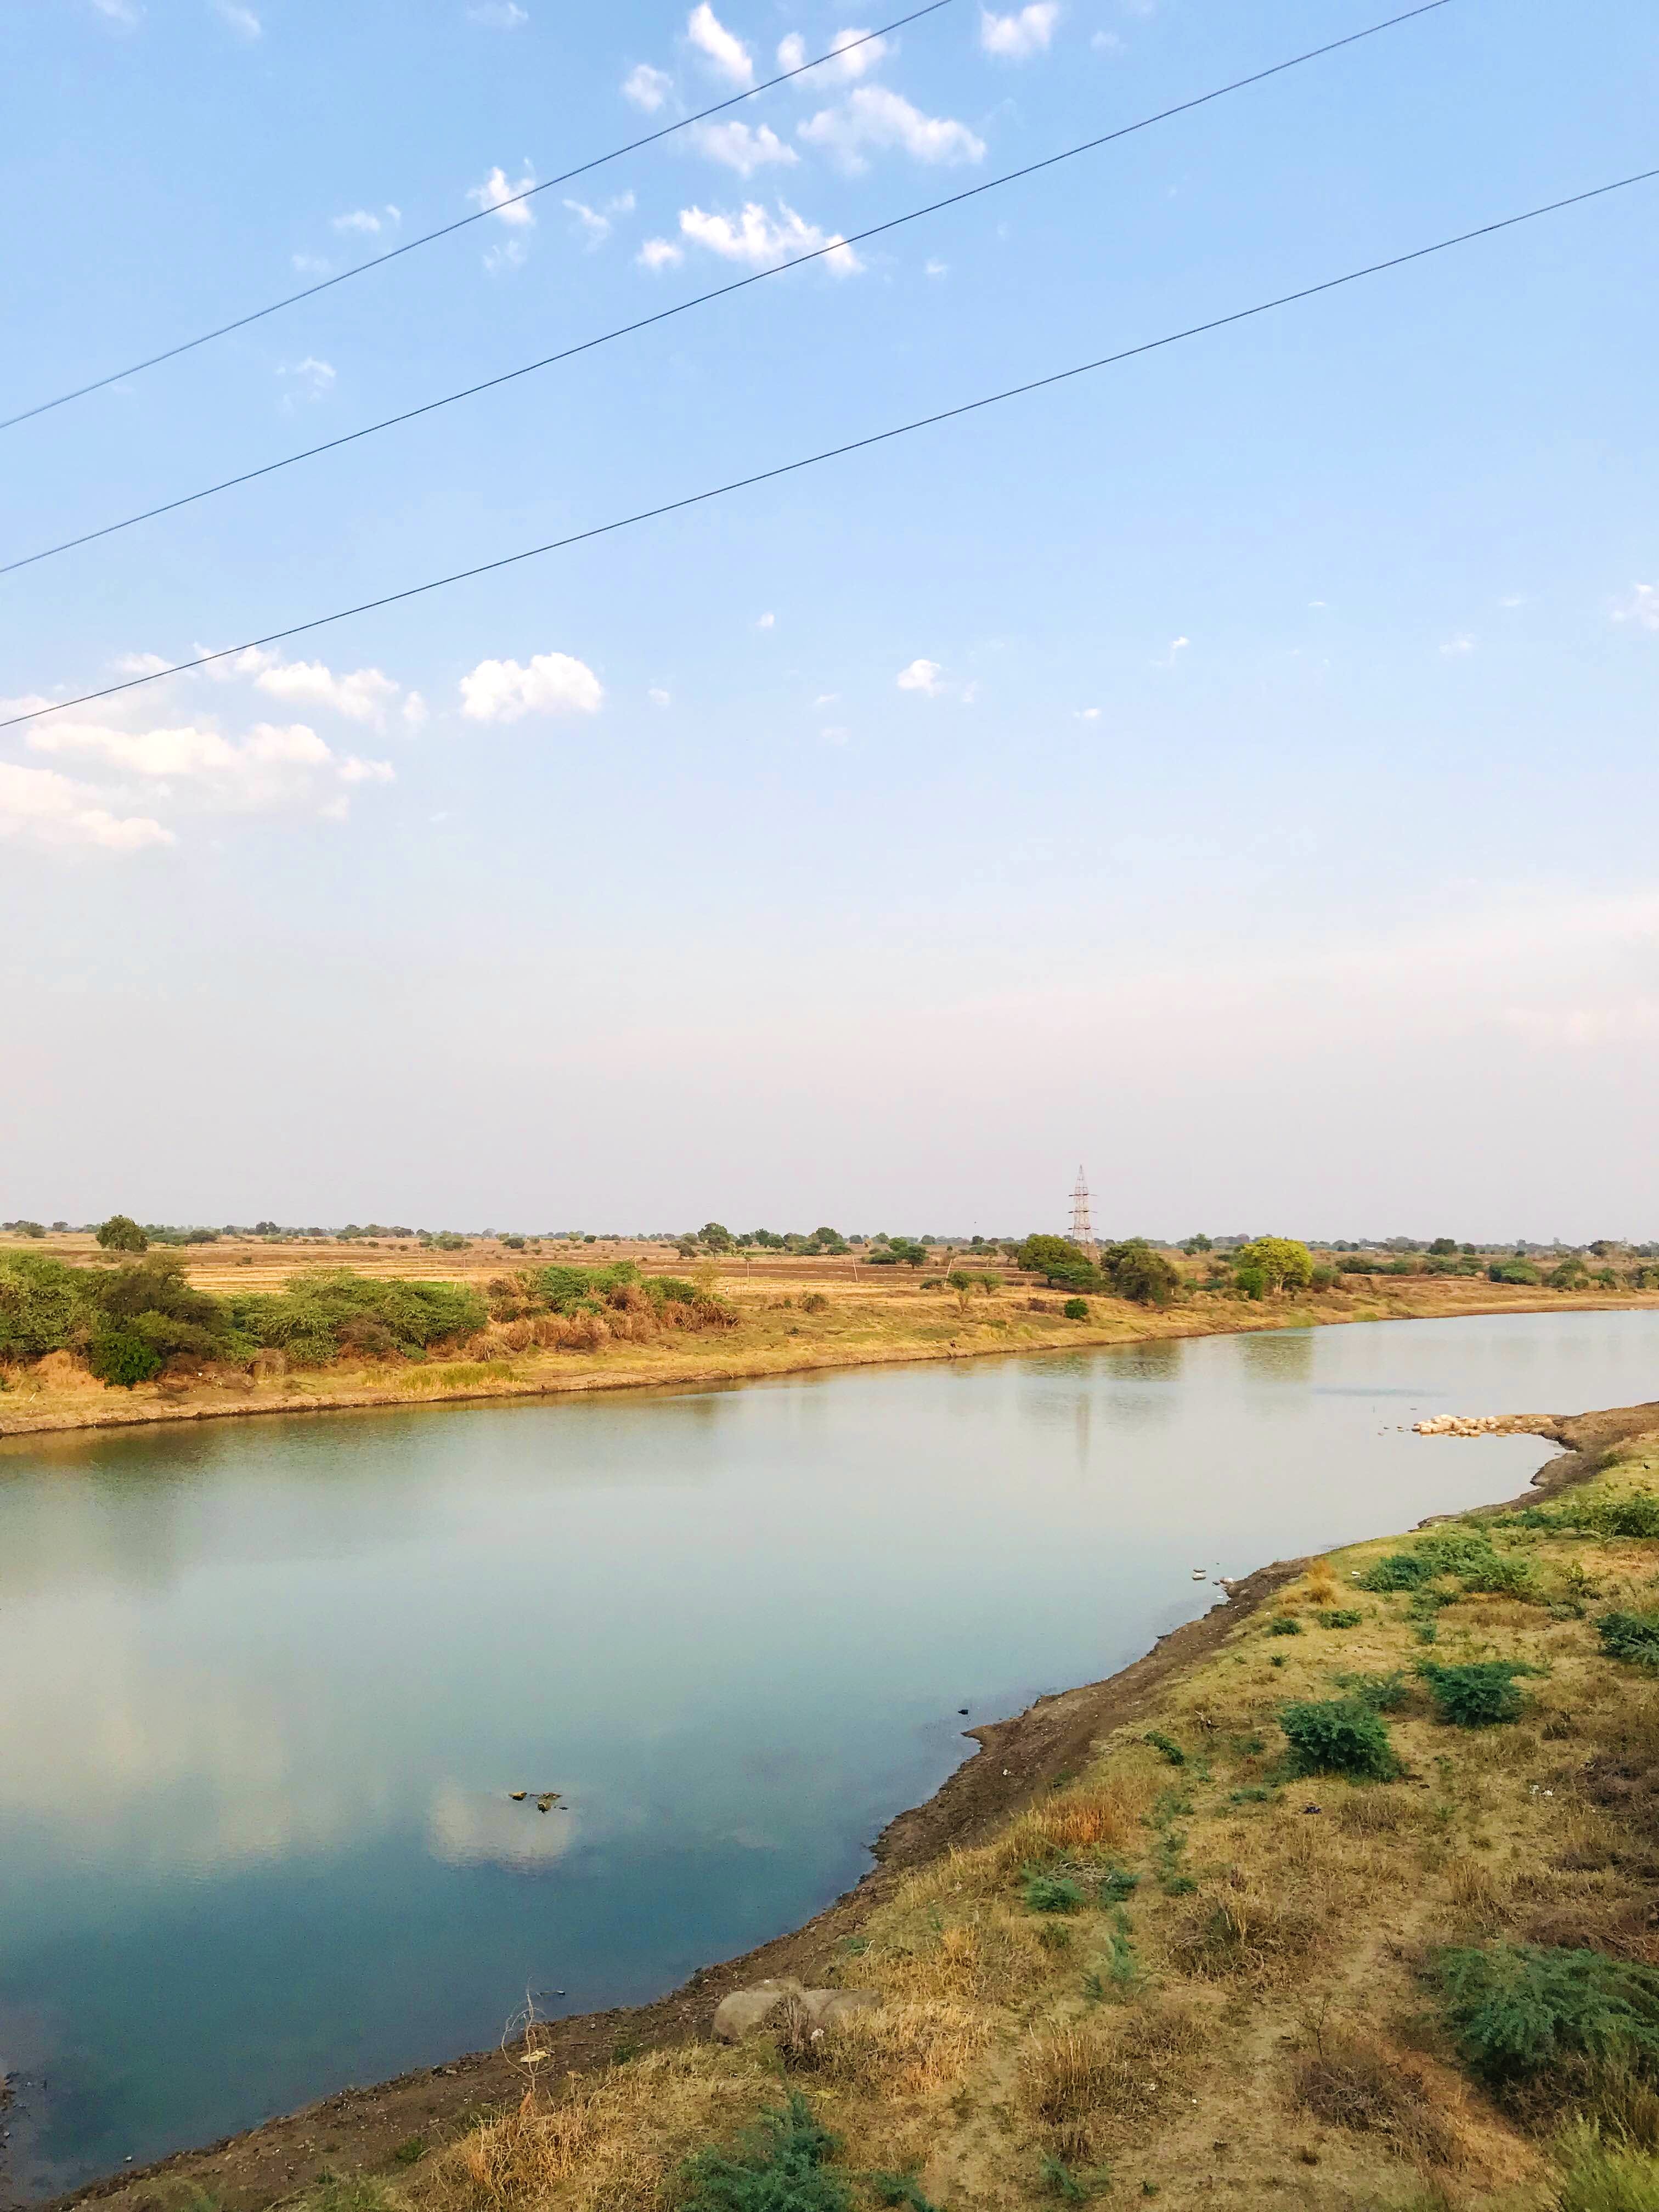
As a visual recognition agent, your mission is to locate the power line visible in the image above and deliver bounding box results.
[0,1,956,436]
[1,0,1455,581]
[4,166,1652,738]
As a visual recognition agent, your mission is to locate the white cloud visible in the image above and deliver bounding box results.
[1614,583,1659,633]
[332,207,396,236]
[924,257,948,278]
[337,755,397,784]
[757,612,776,629]
[623,61,675,111]
[0,762,172,852]
[565,192,635,247]
[467,1,528,23]
[1155,635,1189,668]
[240,653,402,727]
[648,687,673,708]
[467,165,537,227]
[798,87,986,172]
[24,714,387,817]
[402,692,430,731]
[980,3,1059,58]
[1091,29,1124,52]
[115,651,176,676]
[780,27,888,80]
[1441,634,1476,657]
[459,652,604,723]
[278,357,336,407]
[686,120,799,177]
[678,200,861,273]
[212,0,261,37]
[686,3,753,85]
[91,0,143,26]
[291,252,331,275]
[778,31,807,69]
[897,658,945,695]
[637,236,685,271]
[1076,706,1101,720]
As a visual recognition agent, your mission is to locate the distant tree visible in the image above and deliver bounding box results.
[867,1237,928,1268]
[1016,1233,1090,1278]
[676,1235,699,1259]
[1235,1237,1314,1294]
[810,1226,849,1252]
[1589,1240,1622,1259]
[699,1222,733,1252]
[1181,1233,1214,1254]
[1063,1297,1090,1321]
[96,1214,149,1254]
[1429,1237,1459,1256]
[13,1221,46,1238]
[1100,1239,1182,1307]
[1488,1259,1542,1286]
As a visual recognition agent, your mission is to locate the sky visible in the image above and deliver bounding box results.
[1,0,1656,1242]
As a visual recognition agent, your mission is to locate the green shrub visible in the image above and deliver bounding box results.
[1099,1240,1181,1307]
[88,1329,163,1387]
[1233,1265,1267,1301]
[1318,1609,1364,1629]
[1022,1869,1086,1914]
[1488,1259,1543,1285]
[229,1271,486,1367]
[1234,1236,1314,1294]
[1279,1697,1401,1780]
[1143,1730,1185,1765]
[1434,1945,1659,2090]
[1333,1670,1409,1712]
[1589,1492,1659,1539]
[95,1214,149,1254]
[1598,1611,1659,1668]
[680,2096,852,2212]
[1062,1297,1090,1321]
[1418,1660,1537,1728]
[1555,2121,1659,2212]
[1358,1553,1434,1592]
[1267,1616,1303,1637]
[1098,1867,1140,1905]
[0,1251,88,1360]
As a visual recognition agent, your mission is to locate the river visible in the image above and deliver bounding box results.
[2,1308,1656,2199]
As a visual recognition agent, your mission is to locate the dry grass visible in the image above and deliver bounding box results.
[1290,2035,1460,2166]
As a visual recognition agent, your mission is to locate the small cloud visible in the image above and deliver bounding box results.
[924,258,948,278]
[623,61,675,111]
[291,252,331,275]
[1154,636,1189,668]
[1498,594,1527,609]
[686,120,799,177]
[648,687,673,708]
[336,755,396,785]
[798,87,985,173]
[1308,599,1328,609]
[402,692,429,730]
[813,692,839,707]
[636,236,685,271]
[466,1,528,22]
[679,200,861,273]
[1613,583,1659,633]
[1440,634,1476,657]
[757,612,776,630]
[896,657,944,696]
[781,27,888,80]
[564,192,634,248]
[212,0,261,37]
[468,165,537,227]
[1091,28,1123,51]
[979,3,1060,59]
[778,32,806,69]
[116,651,176,676]
[277,357,336,407]
[459,651,604,723]
[686,2,753,87]
[332,206,400,237]
[1075,707,1101,720]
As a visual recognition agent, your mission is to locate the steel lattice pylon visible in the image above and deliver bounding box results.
[1069,1165,1093,1245]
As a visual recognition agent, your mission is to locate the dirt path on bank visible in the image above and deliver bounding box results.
[35,1399,1659,2212]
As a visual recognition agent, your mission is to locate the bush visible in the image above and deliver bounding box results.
[1233,1264,1267,1300]
[0,1251,87,1361]
[1358,1552,1435,1592]
[88,1329,164,1387]
[800,1292,829,1315]
[1418,1660,1536,1727]
[1267,1615,1302,1637]
[680,2094,852,2212]
[1318,1609,1364,1629]
[1590,1492,1659,1539]
[1333,1670,1409,1712]
[1235,1237,1314,1294]
[1434,1945,1659,2091]
[95,1214,149,1254]
[1279,1697,1401,1779]
[1488,1259,1542,1285]
[1022,1869,1086,1914]
[1099,1240,1181,1307]
[229,1271,487,1368]
[1062,1297,1089,1321]
[1599,1611,1659,1668]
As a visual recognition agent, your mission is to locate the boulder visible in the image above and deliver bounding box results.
[712,1978,879,2044]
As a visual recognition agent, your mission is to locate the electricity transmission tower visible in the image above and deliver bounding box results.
[1069,1165,1094,1246]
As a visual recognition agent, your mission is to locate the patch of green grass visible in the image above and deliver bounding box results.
[1555,2122,1659,2212]
[1317,1609,1364,1629]
[1599,1611,1659,1668]
[1358,1552,1436,1593]
[867,2174,943,2211]
[1279,1697,1402,1780]
[1143,1730,1186,1765]
[1098,1866,1140,1905]
[1268,1615,1304,1637]
[1038,2155,1111,2201]
[1332,1669,1410,1712]
[391,2136,426,2166]
[1021,1868,1086,1914]
[1418,1659,1541,1728]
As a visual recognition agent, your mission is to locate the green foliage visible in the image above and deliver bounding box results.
[1062,1297,1090,1321]
[1554,2122,1659,2212]
[1488,1259,1542,1285]
[391,2138,426,2166]
[1098,1240,1182,1307]
[88,1329,165,1387]
[1015,1234,1099,1291]
[680,2095,853,2212]
[95,1214,149,1253]
[1021,1868,1086,1914]
[1333,1669,1409,1712]
[1586,1491,1659,1539]
[866,1238,929,1269]
[866,2175,941,2212]
[1234,1236,1314,1294]
[1418,1660,1538,1728]
[230,1271,486,1367]
[1098,1867,1140,1905]
[1317,1609,1364,1629]
[0,1251,87,1360]
[1279,1697,1401,1780]
[1598,1611,1659,1668]
[1143,1730,1186,1765]
[1233,1265,1267,1301]
[1434,1946,1659,2090]
[1267,1615,1303,1637]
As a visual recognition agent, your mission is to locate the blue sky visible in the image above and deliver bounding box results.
[2,0,1656,1239]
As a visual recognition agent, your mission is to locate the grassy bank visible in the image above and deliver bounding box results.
[57,1402,1659,2212]
[4,1258,1656,1442]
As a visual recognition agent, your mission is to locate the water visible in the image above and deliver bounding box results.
[1,1309,1655,2198]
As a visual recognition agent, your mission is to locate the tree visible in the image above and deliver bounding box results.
[96,1214,149,1254]
[1429,1237,1459,1256]
[699,1222,733,1252]
[1234,1236,1314,1294]
[1099,1239,1181,1306]
[1016,1234,1093,1282]
[13,1221,46,1239]
[1181,1233,1214,1254]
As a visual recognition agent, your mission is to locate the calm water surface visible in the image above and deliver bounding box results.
[2,1311,1656,2197]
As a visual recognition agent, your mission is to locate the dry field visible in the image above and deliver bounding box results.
[68,1412,1659,2212]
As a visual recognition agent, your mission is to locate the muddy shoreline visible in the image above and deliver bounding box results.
[4,1289,1655,1447]
[35,1395,1659,2212]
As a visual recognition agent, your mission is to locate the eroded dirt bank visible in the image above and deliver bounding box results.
[38,1399,1657,2212]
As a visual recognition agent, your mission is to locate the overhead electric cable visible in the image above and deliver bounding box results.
[1,0,1455,580]
[0,1,955,435]
[4,166,1652,737]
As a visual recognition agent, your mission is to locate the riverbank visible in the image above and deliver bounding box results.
[45,1395,1659,2212]
[5,1272,1655,1443]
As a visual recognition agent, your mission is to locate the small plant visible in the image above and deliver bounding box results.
[1418,1659,1539,1728]
[1317,1609,1364,1629]
[1358,1553,1434,1592]
[1599,1611,1659,1668]
[1037,1923,1074,1953]
[391,2138,426,2166]
[680,2093,854,2212]
[1062,1297,1090,1321]
[1229,1785,1275,1804]
[800,1292,830,1315]
[1333,1669,1409,1712]
[1279,1697,1402,1780]
[1098,1866,1140,1905]
[1022,1868,1086,1914]
[1154,1829,1196,1897]
[867,2175,943,2212]
[1554,2121,1659,2212]
[1143,1730,1186,1765]
[1268,1616,1304,1637]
